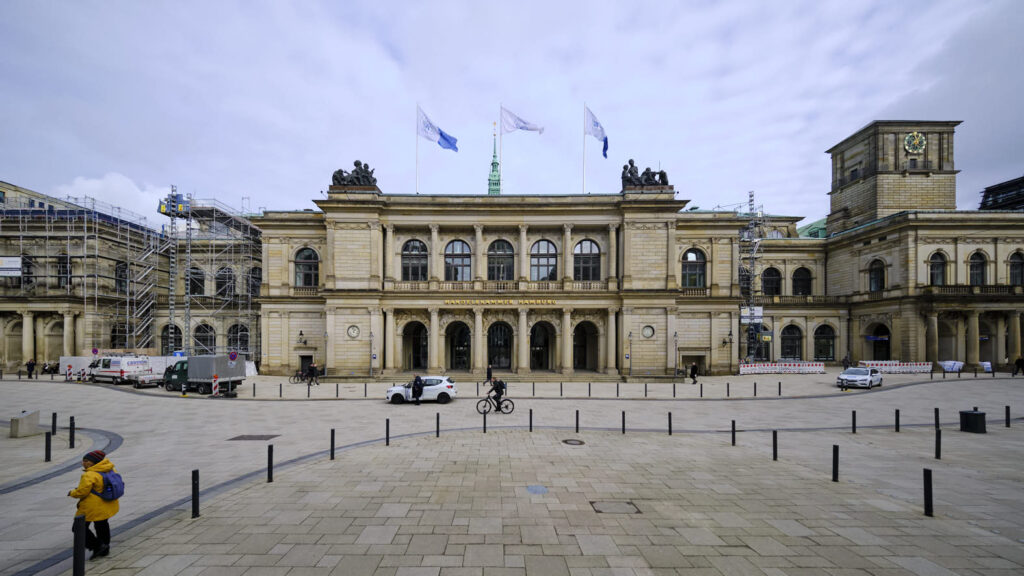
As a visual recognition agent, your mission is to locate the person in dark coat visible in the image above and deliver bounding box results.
[412,375,423,405]
[26,358,37,379]
[689,362,698,384]
[1014,356,1024,377]
[842,353,851,371]
[486,364,493,384]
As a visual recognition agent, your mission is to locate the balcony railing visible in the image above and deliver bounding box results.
[291,286,318,297]
[751,295,845,305]
[438,281,473,291]
[523,281,561,292]
[483,281,517,292]
[571,280,608,291]
[679,287,710,297]
[391,281,429,291]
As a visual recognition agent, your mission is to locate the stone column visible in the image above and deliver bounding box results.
[561,308,573,374]
[1008,311,1022,366]
[429,307,440,370]
[370,309,382,374]
[325,222,336,286]
[369,223,381,287]
[385,308,396,371]
[384,225,395,282]
[995,314,1007,367]
[474,225,485,281]
[518,225,529,281]
[517,308,529,374]
[665,221,677,289]
[22,311,34,364]
[666,308,677,374]
[63,312,76,357]
[966,310,980,368]
[474,308,484,372]
[608,224,618,290]
[563,224,573,281]
[429,225,440,282]
[325,308,335,370]
[606,307,618,374]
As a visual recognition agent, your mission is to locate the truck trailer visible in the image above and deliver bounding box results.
[163,355,245,395]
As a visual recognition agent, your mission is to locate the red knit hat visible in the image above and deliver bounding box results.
[84,450,106,464]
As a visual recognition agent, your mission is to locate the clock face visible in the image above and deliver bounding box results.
[347,325,360,338]
[903,131,926,154]
[642,325,655,338]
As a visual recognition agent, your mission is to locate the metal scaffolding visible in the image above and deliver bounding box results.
[738,190,773,362]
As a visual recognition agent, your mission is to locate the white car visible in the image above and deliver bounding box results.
[836,367,883,389]
[387,376,458,404]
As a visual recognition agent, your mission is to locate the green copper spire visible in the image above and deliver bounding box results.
[488,128,501,195]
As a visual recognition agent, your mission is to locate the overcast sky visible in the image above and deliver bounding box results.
[1,0,1021,228]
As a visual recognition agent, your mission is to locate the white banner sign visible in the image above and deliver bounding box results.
[858,360,932,373]
[739,362,825,374]
[0,256,22,277]
[740,306,763,322]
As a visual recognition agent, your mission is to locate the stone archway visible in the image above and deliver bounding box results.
[402,321,428,371]
[487,322,513,370]
[865,324,891,361]
[530,321,556,371]
[573,321,599,371]
[938,319,957,361]
[446,321,471,371]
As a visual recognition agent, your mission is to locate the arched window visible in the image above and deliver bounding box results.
[193,324,216,354]
[57,254,71,288]
[1010,252,1024,286]
[792,267,812,296]
[228,324,249,353]
[969,252,987,286]
[247,267,262,296]
[869,260,885,292]
[216,267,236,297]
[573,240,601,281]
[444,240,472,281]
[762,267,781,296]
[739,266,751,299]
[294,248,319,287]
[187,267,205,296]
[929,253,947,286]
[487,240,514,281]
[115,261,129,295]
[780,325,803,360]
[161,324,182,356]
[530,240,558,281]
[813,325,835,361]
[680,249,706,288]
[401,240,428,281]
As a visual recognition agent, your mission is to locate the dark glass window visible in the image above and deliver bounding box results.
[115,261,129,295]
[1010,252,1024,286]
[57,254,71,288]
[248,267,262,296]
[444,240,472,281]
[739,266,751,298]
[295,248,319,287]
[187,267,205,296]
[401,240,428,281]
[792,267,812,296]
[487,323,513,369]
[487,240,515,281]
[780,325,803,360]
[813,325,835,361]
[681,249,706,288]
[969,252,986,286]
[110,324,128,349]
[194,324,216,354]
[573,240,601,281]
[228,324,249,353]
[530,240,558,281]
[929,253,946,286]
[216,267,236,297]
[762,267,781,296]
[161,324,182,356]
[869,260,885,292]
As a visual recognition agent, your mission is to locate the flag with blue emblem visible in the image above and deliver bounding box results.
[417,106,458,152]
[584,106,608,158]
[500,107,544,134]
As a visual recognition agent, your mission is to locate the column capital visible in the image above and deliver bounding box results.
[428,307,439,316]
[382,307,394,314]
[368,222,381,231]
[385,223,394,233]
[607,306,619,314]
[429,224,439,234]
[563,223,574,232]
[518,307,528,316]
[473,307,484,315]
[474,224,484,234]
[562,307,573,315]
[22,311,33,318]
[608,223,618,232]
[518,224,528,233]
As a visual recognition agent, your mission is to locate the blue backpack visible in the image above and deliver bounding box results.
[91,471,125,501]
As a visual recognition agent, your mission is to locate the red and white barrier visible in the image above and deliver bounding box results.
[739,362,826,375]
[857,360,932,373]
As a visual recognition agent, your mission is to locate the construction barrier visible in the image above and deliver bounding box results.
[858,360,932,373]
[739,362,825,374]
[938,360,964,373]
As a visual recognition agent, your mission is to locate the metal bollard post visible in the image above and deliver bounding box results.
[974,369,977,378]
[644,382,647,397]
[588,382,591,397]
[673,382,676,398]
[69,416,75,449]
[253,383,256,397]
[72,515,86,576]
[778,381,781,396]
[754,381,757,397]
[727,382,730,397]
[363,382,366,398]
[529,408,533,432]
[924,468,933,517]
[621,411,625,434]
[575,410,579,434]
[279,383,282,398]
[958,370,961,378]
[930,371,933,380]
[934,407,939,430]
[700,382,703,398]
[943,370,946,379]
[832,445,839,482]
[731,420,736,446]
[307,383,310,398]
[852,410,857,434]
[436,413,440,438]
[992,368,995,378]
[330,429,335,460]
[386,418,390,445]
[476,382,479,395]
[668,412,672,436]
[192,469,200,518]
[616,382,620,397]
[896,409,900,432]
[52,412,57,436]
[772,430,778,461]
[935,429,941,460]
[1006,406,1011,428]
[267,445,274,483]
[45,432,51,462]
[483,412,486,434]
[560,382,563,397]
[532,382,535,396]
[336,383,339,398]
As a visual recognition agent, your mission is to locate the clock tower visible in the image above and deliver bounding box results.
[825,120,960,235]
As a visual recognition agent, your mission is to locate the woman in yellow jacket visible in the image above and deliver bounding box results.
[68,450,119,559]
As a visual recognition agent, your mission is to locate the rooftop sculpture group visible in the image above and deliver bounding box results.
[332,160,377,187]
[621,159,669,188]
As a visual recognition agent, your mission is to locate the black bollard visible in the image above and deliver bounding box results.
[896,409,900,432]
[307,383,310,398]
[973,406,978,412]
[992,368,995,378]
[386,418,390,445]
[532,382,535,396]
[483,412,487,434]
[575,410,579,433]
[772,430,778,461]
[778,381,781,396]
[621,411,626,434]
[974,369,977,378]
[18,370,21,380]
[700,383,703,398]
[616,382,619,398]
[192,469,200,518]
[924,468,933,517]
[436,413,440,438]
[832,445,839,482]
[727,382,730,397]
[253,383,256,397]
[560,382,563,397]
[588,382,591,397]
[69,416,75,449]
[363,382,366,398]
[330,429,336,459]
[477,382,480,395]
[754,381,757,397]
[958,370,961,378]
[72,515,86,576]
[934,407,939,430]
[279,382,282,398]
[45,432,51,462]
[267,445,274,483]
[52,412,57,436]
[935,429,941,460]
[852,410,857,434]
[731,420,736,446]
[644,382,648,397]
[1006,405,1011,428]
[668,412,672,436]
[336,383,339,398]
[673,382,676,398]
[930,371,933,380]
[529,408,533,432]
[943,370,946,379]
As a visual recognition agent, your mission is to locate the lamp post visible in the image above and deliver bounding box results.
[673,331,678,379]
[724,329,734,375]
[323,331,328,374]
[628,331,633,377]
[369,331,375,378]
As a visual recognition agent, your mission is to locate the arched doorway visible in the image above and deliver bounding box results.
[869,325,891,361]
[530,322,555,370]
[487,322,512,369]
[5,320,23,366]
[780,325,803,360]
[573,321,599,371]
[43,319,63,363]
[979,318,995,365]
[446,322,471,371]
[938,319,956,361]
[162,324,183,356]
[403,322,428,371]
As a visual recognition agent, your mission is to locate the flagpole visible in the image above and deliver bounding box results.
[499,105,503,194]
[582,103,586,195]
[415,105,419,194]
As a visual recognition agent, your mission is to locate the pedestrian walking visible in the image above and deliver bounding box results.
[26,358,37,379]
[842,353,851,371]
[412,375,423,405]
[1014,356,1024,377]
[68,450,120,560]
[486,364,493,384]
[689,362,698,385]
[309,362,320,385]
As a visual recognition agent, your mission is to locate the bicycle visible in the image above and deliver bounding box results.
[476,394,514,415]
[289,371,306,384]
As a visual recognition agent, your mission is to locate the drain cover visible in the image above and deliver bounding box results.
[562,439,585,446]
[227,435,279,441]
[591,501,640,514]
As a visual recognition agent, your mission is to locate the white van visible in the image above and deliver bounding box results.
[89,356,153,384]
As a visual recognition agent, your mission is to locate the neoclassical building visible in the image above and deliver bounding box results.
[256,121,1024,379]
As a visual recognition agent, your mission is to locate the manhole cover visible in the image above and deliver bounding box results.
[227,435,279,441]
[591,501,641,514]
[562,439,585,446]
[526,485,548,494]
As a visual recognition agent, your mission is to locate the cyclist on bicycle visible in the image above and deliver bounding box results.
[489,379,506,412]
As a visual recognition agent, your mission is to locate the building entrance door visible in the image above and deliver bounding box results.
[530,323,553,370]
[487,322,512,369]
[404,322,428,370]
[871,325,891,361]
[447,322,471,370]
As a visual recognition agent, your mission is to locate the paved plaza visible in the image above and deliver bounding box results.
[1,371,1023,575]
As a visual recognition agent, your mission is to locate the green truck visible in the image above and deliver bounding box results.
[163,355,246,395]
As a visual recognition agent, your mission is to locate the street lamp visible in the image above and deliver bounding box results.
[323,331,328,374]
[628,331,633,377]
[369,330,375,378]
[723,329,734,374]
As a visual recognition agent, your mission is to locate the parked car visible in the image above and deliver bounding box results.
[836,367,883,389]
[386,376,457,404]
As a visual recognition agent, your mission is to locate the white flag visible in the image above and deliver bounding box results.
[500,107,544,134]
[584,106,608,158]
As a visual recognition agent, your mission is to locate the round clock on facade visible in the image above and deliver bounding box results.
[642,325,655,338]
[347,325,360,338]
[903,131,926,154]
